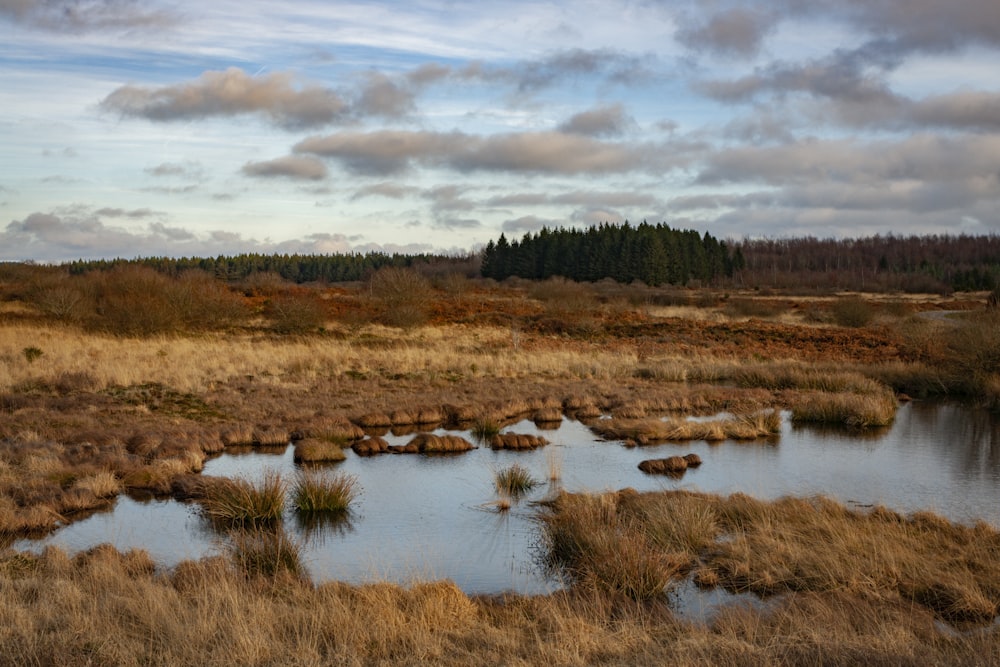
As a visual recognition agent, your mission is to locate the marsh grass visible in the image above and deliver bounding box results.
[790,388,898,427]
[591,409,781,445]
[228,528,304,579]
[547,489,1000,624]
[0,542,996,665]
[494,464,537,498]
[832,295,874,327]
[542,492,688,600]
[200,472,286,529]
[470,417,500,444]
[292,439,346,464]
[291,471,358,514]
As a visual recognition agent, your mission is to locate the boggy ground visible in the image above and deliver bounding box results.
[1,272,999,664]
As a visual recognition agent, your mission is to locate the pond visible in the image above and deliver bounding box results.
[15,401,1000,605]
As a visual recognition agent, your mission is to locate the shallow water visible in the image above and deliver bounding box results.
[16,401,1000,600]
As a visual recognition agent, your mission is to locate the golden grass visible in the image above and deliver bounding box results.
[591,409,781,445]
[292,439,346,464]
[0,323,647,395]
[391,433,474,454]
[199,472,286,529]
[351,436,389,456]
[790,387,898,428]
[489,433,548,450]
[291,471,357,513]
[0,538,996,665]
[546,489,1000,624]
[494,464,537,498]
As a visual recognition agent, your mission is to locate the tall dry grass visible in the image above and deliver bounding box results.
[0,323,646,395]
[0,535,996,664]
[546,489,1000,625]
[199,472,286,529]
[790,387,898,428]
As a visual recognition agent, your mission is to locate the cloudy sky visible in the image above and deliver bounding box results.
[2,0,999,262]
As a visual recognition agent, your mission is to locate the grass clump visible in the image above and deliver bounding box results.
[470,417,501,444]
[292,471,358,514]
[494,464,537,498]
[200,472,286,529]
[546,489,1000,623]
[292,438,346,464]
[543,491,690,599]
[591,410,781,445]
[790,388,897,428]
[228,528,304,579]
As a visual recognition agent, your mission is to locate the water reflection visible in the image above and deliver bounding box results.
[12,401,1000,597]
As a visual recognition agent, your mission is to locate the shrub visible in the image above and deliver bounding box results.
[723,297,783,319]
[264,292,326,334]
[73,266,248,335]
[832,296,874,328]
[367,266,433,328]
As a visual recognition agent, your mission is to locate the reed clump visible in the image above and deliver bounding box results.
[494,464,537,498]
[200,472,286,529]
[291,471,358,514]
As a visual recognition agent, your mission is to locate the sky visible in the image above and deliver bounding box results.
[2,0,1000,262]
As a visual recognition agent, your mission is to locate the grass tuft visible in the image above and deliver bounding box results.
[292,439,346,464]
[291,471,358,514]
[470,417,501,444]
[494,464,538,498]
[790,388,897,428]
[200,472,286,529]
[228,528,304,579]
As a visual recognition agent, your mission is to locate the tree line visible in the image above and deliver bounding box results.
[66,252,463,284]
[480,222,737,286]
[732,234,1000,293]
[58,226,1000,294]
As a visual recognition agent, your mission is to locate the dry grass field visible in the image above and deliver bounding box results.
[1,267,999,664]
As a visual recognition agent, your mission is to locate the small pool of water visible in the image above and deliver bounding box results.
[16,401,1000,600]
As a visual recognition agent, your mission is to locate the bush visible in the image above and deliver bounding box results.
[367,266,433,328]
[63,267,249,335]
[723,297,783,319]
[265,292,326,334]
[832,296,874,328]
